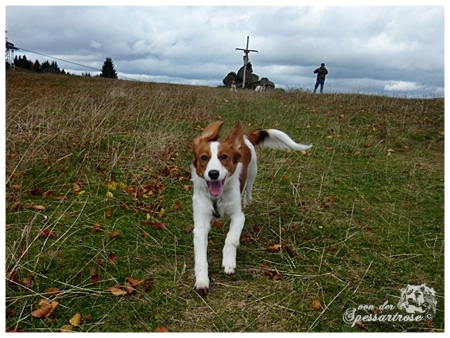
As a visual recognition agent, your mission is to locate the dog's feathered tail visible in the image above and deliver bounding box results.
[246,128,312,151]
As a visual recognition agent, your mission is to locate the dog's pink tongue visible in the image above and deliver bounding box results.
[209,180,224,197]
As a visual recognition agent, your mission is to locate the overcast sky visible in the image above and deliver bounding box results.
[4,3,445,97]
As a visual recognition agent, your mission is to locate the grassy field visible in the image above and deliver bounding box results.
[5,71,444,332]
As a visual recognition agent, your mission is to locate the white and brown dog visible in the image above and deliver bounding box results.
[191,121,312,295]
[230,80,237,93]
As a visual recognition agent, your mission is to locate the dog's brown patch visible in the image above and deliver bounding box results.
[222,122,251,193]
[245,129,270,147]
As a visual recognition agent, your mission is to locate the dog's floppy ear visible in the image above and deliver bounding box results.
[197,121,224,142]
[193,121,224,159]
[225,121,244,150]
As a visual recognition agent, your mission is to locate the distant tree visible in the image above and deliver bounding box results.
[40,60,62,74]
[10,54,67,76]
[33,60,42,73]
[14,55,33,70]
[41,60,53,73]
[100,57,118,79]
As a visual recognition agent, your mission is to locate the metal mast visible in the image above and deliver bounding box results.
[5,33,19,70]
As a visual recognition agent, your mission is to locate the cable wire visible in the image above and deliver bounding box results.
[17,47,101,72]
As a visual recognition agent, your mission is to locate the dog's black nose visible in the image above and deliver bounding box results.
[208,170,220,180]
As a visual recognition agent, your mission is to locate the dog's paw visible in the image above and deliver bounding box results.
[222,258,236,275]
[243,196,252,208]
[223,265,235,275]
[194,278,210,296]
[194,285,209,297]
[222,246,237,274]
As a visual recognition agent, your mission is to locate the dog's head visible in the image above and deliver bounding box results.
[192,121,244,198]
[397,284,437,315]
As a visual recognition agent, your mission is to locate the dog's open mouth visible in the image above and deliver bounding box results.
[207,179,225,197]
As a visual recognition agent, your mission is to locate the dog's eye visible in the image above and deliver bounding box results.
[219,154,228,161]
[200,155,209,161]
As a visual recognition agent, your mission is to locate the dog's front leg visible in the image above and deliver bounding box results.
[222,211,245,274]
[193,211,212,296]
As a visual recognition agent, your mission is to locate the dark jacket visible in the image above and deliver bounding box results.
[314,66,328,81]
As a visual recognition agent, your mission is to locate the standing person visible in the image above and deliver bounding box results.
[313,63,328,93]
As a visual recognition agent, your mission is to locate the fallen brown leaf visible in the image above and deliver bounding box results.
[151,222,166,230]
[69,312,82,327]
[123,282,136,294]
[264,270,281,280]
[90,269,99,283]
[118,201,130,210]
[143,278,154,291]
[155,326,170,332]
[37,298,50,307]
[250,227,261,234]
[106,285,128,297]
[240,233,250,243]
[55,195,66,203]
[42,190,54,198]
[262,263,281,280]
[312,299,321,310]
[266,243,282,252]
[22,277,34,288]
[212,220,223,228]
[38,229,55,238]
[60,325,74,332]
[27,186,40,196]
[126,277,145,286]
[107,253,118,265]
[31,300,59,319]
[110,231,121,238]
[11,201,21,210]
[355,321,367,329]
[184,226,194,233]
[90,223,101,233]
[31,303,53,318]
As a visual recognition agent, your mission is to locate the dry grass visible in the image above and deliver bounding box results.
[5,70,444,332]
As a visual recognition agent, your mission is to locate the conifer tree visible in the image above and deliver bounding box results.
[100,57,118,79]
